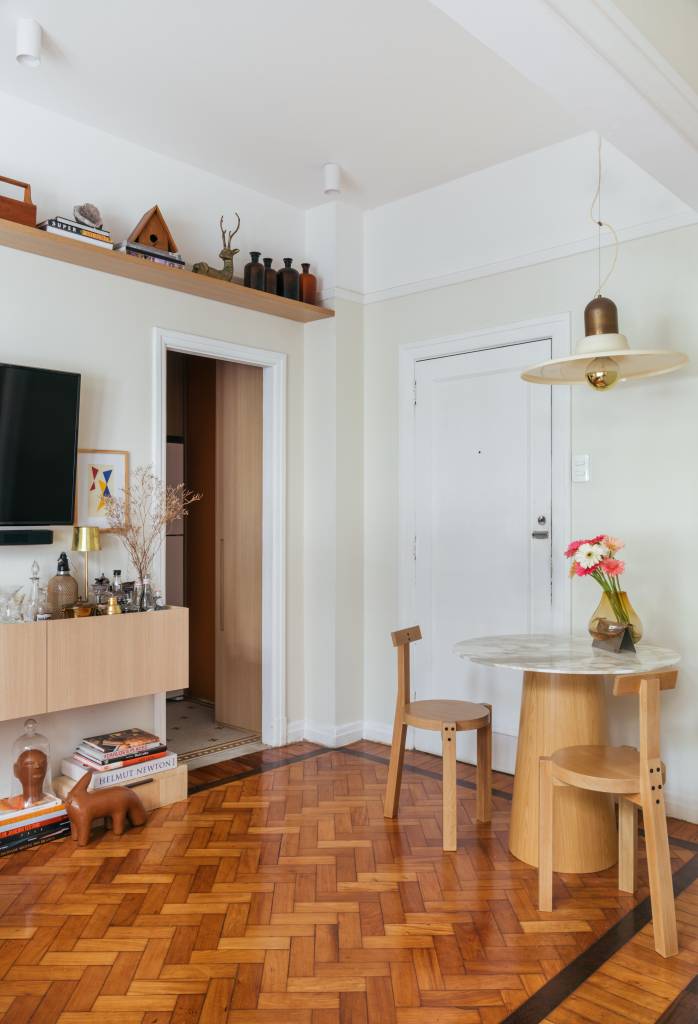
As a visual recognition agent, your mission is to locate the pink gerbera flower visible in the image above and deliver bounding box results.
[598,558,625,576]
[573,562,594,576]
[604,536,624,553]
[564,540,583,558]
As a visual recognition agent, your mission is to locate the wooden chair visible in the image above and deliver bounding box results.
[383,626,492,851]
[538,670,678,957]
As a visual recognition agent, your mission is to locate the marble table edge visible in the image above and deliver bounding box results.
[453,633,680,675]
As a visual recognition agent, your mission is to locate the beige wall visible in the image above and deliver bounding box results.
[363,223,698,820]
[0,247,305,793]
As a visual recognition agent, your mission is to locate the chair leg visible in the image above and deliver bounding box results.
[641,768,678,957]
[618,798,638,894]
[441,722,457,851]
[538,756,553,912]
[476,704,492,823]
[384,712,407,819]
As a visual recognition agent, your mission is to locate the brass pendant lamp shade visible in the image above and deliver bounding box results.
[521,138,688,390]
[521,295,688,389]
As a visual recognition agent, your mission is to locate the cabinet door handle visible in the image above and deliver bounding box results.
[219,538,224,631]
[531,530,550,539]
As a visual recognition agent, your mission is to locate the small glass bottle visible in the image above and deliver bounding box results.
[244,252,264,290]
[24,561,40,622]
[263,257,277,294]
[277,258,300,300]
[112,569,122,598]
[140,575,154,611]
[35,588,51,621]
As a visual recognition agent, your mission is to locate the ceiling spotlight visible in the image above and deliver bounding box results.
[16,18,42,67]
[323,162,341,196]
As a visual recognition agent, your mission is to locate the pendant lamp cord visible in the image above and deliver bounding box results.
[589,135,618,297]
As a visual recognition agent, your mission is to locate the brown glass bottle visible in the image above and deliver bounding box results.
[263,257,277,294]
[299,263,317,305]
[277,258,299,300]
[244,252,264,290]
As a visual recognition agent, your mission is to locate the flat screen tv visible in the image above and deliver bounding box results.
[0,362,81,526]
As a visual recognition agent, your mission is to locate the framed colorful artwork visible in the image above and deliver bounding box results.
[74,449,129,530]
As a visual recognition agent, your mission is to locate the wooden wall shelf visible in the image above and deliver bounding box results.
[0,607,188,723]
[0,219,334,324]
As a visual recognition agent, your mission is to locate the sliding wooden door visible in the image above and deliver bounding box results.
[215,361,263,731]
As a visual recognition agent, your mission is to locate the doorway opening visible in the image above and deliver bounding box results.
[164,350,264,768]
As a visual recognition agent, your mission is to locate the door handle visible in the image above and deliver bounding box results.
[531,530,550,539]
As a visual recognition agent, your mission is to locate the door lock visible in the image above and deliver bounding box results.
[532,514,549,539]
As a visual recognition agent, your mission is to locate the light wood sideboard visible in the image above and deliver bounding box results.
[0,607,188,722]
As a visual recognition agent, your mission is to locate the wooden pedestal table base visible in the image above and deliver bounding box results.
[509,671,616,873]
[453,633,680,875]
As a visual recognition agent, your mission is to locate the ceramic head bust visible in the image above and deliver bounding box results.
[10,718,54,809]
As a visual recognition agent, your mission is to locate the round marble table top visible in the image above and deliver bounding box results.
[453,633,680,675]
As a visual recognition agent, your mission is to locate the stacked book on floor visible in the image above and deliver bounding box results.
[59,728,177,792]
[113,240,185,269]
[0,795,69,858]
[37,215,113,249]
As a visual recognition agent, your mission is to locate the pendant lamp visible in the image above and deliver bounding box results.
[522,139,687,390]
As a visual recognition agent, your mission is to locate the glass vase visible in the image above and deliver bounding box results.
[588,590,643,643]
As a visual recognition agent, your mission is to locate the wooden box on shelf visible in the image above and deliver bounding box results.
[0,177,36,227]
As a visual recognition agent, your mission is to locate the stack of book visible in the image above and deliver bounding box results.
[37,215,113,249]
[0,795,69,858]
[113,240,185,269]
[61,728,177,791]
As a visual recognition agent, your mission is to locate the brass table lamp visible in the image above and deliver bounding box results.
[71,526,101,601]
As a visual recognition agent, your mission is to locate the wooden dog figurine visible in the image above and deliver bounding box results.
[65,773,147,846]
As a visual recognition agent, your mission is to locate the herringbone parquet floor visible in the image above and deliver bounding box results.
[0,740,697,1024]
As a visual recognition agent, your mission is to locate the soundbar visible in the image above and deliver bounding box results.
[0,529,54,546]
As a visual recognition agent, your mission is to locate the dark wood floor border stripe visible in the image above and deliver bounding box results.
[338,744,514,800]
[187,746,331,794]
[501,852,698,1024]
[655,973,698,1023]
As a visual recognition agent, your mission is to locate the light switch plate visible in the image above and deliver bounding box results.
[572,454,590,483]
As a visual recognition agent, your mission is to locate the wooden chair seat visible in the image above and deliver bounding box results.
[384,626,492,851]
[551,744,666,794]
[404,699,489,731]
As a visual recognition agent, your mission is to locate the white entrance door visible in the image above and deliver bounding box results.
[413,339,552,769]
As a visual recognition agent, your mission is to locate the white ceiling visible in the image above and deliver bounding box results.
[0,0,580,209]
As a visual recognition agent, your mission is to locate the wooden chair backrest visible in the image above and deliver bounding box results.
[390,626,421,709]
[612,670,678,764]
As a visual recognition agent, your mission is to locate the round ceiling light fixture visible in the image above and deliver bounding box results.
[323,162,341,196]
[16,18,42,67]
[521,139,687,390]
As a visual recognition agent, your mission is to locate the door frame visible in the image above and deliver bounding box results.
[152,327,287,748]
[398,314,572,639]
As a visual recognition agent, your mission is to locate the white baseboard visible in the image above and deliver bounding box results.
[666,797,698,825]
[286,719,305,744]
[300,719,364,748]
[362,720,394,745]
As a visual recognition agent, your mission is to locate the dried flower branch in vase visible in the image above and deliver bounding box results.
[103,466,201,608]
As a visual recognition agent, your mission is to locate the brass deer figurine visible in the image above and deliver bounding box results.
[192,213,241,281]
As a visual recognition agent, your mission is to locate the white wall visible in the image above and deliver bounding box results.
[364,133,696,301]
[363,223,698,821]
[301,299,364,745]
[0,91,305,273]
[0,245,305,796]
